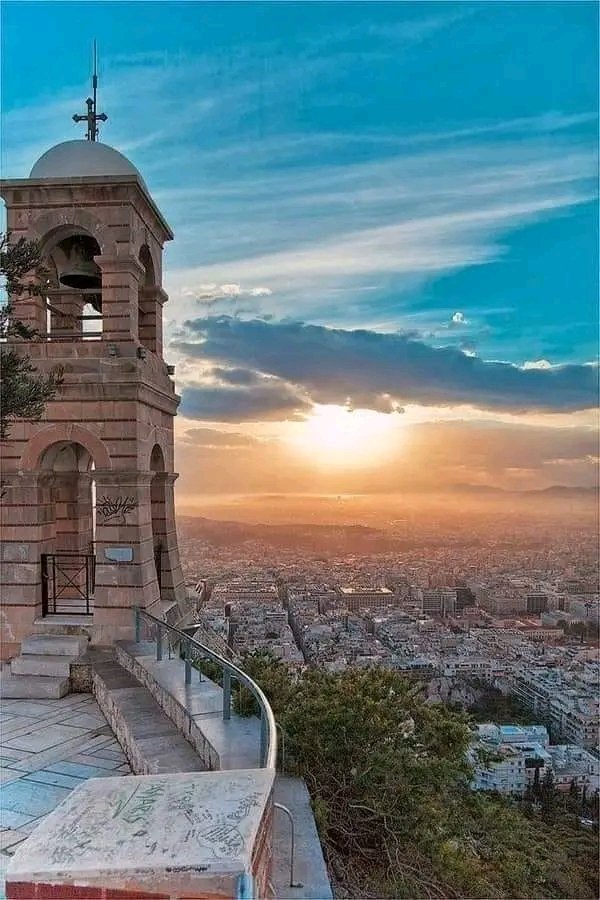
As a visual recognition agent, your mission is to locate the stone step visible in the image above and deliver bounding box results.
[115,640,260,771]
[11,653,74,677]
[22,633,88,657]
[33,616,93,637]
[92,658,206,775]
[0,671,70,699]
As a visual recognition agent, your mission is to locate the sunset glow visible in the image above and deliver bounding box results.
[5,2,594,500]
[287,405,402,468]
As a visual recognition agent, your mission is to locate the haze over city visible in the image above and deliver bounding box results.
[2,1,597,518]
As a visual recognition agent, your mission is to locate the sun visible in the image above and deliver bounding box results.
[287,404,402,468]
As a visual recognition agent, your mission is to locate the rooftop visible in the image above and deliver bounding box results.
[30,140,144,182]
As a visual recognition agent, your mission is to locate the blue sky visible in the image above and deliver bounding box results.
[2,1,598,491]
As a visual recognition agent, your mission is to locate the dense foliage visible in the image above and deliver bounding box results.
[237,652,599,899]
[465,682,541,726]
[0,234,61,441]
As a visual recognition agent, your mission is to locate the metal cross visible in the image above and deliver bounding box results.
[73,41,107,141]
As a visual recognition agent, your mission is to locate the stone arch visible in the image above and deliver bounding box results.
[139,244,157,287]
[150,442,166,472]
[40,441,94,473]
[39,225,103,338]
[20,424,111,472]
[140,431,171,472]
[39,223,97,259]
[33,437,99,611]
[131,229,160,279]
[149,442,167,594]
[29,215,113,341]
[28,210,117,257]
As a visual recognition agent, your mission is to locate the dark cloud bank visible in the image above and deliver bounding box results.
[175,316,597,421]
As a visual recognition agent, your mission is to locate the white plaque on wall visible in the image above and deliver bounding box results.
[105,547,134,563]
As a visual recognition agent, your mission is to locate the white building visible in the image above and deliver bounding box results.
[470,743,530,795]
[548,745,600,792]
[337,587,395,611]
[469,723,551,796]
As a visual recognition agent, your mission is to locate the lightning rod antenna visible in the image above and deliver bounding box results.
[73,40,108,141]
[92,40,98,125]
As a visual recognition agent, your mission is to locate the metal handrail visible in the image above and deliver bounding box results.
[134,606,277,770]
[274,802,303,889]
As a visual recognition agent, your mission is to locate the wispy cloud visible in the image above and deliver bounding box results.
[153,124,594,327]
[182,427,262,448]
[4,28,596,366]
[186,283,273,304]
[164,164,594,325]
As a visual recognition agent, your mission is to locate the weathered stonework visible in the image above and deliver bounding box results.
[0,157,190,655]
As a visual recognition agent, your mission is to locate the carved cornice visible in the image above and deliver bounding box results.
[0,176,173,242]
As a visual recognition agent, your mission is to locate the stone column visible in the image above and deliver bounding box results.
[0,472,55,654]
[149,472,187,623]
[92,469,159,644]
[95,255,144,346]
[138,286,167,356]
[77,472,95,555]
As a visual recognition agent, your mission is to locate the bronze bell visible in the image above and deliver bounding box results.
[58,236,102,291]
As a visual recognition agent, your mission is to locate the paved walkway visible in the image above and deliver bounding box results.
[0,692,131,898]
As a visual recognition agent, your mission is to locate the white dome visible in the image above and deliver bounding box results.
[30,140,144,181]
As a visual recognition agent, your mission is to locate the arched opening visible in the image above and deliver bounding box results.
[138,244,158,353]
[42,227,103,342]
[150,444,166,594]
[39,440,97,615]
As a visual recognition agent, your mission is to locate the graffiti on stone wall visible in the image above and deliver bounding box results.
[44,776,270,866]
[97,495,137,525]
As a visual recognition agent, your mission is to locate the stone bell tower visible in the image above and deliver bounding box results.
[0,91,190,655]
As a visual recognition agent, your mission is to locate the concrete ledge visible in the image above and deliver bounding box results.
[92,657,206,775]
[6,770,275,900]
[107,644,334,900]
[273,776,333,900]
[33,616,94,638]
[115,641,261,771]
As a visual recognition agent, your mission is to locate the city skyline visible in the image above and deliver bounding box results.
[2,1,598,500]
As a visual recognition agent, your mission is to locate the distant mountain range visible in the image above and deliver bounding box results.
[449,484,599,498]
[178,516,451,553]
[177,484,596,553]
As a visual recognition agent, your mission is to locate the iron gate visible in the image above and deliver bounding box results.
[41,553,95,616]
